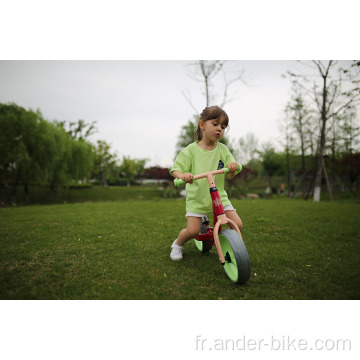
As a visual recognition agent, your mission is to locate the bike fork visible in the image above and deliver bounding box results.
[208,180,241,265]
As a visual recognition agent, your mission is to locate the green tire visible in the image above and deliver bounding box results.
[194,223,212,253]
[219,228,251,284]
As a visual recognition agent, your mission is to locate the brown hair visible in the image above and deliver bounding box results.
[195,106,229,141]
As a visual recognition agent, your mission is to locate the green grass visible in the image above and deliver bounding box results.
[2,185,170,206]
[1,198,360,299]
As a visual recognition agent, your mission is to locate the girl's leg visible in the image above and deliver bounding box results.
[170,217,202,261]
[225,210,243,232]
[176,216,202,246]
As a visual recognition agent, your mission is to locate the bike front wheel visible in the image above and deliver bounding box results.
[219,228,251,284]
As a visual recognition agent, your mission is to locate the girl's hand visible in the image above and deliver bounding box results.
[227,162,238,173]
[182,172,194,184]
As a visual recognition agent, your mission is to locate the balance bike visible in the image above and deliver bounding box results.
[174,165,251,284]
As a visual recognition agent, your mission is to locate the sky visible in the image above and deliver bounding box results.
[1,0,357,169]
[0,60,326,167]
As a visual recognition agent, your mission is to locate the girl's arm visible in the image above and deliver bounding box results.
[171,170,194,183]
[226,162,239,179]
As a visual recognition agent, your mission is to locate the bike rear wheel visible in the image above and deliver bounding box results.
[219,228,251,284]
[194,221,212,253]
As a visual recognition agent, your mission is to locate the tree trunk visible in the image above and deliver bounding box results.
[286,148,291,197]
[313,153,323,202]
[304,157,318,200]
[301,140,306,197]
[205,76,209,106]
[11,182,17,206]
[24,182,29,205]
[50,183,56,201]
[322,158,333,201]
[313,73,328,202]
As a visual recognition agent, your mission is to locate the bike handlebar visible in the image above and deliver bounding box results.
[174,164,242,187]
[173,178,188,187]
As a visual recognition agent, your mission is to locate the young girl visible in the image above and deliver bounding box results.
[170,106,243,261]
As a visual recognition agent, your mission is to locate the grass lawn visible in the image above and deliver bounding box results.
[1,197,360,299]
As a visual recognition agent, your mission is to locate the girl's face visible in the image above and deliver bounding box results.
[200,118,227,142]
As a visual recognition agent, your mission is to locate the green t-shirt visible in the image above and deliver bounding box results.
[170,141,236,214]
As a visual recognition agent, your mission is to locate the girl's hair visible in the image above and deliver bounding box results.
[195,106,229,141]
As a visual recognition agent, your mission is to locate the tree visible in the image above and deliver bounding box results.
[92,140,117,186]
[286,86,314,173]
[0,102,117,204]
[0,103,76,204]
[119,157,147,187]
[284,87,316,197]
[55,119,95,184]
[175,115,199,156]
[44,123,72,199]
[183,60,245,110]
[142,166,172,181]
[237,132,259,168]
[68,139,94,183]
[0,103,37,204]
[226,166,258,196]
[334,152,360,196]
[286,61,360,201]
[339,111,360,155]
[56,119,97,140]
[259,144,282,189]
[142,166,173,197]
[279,111,295,197]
